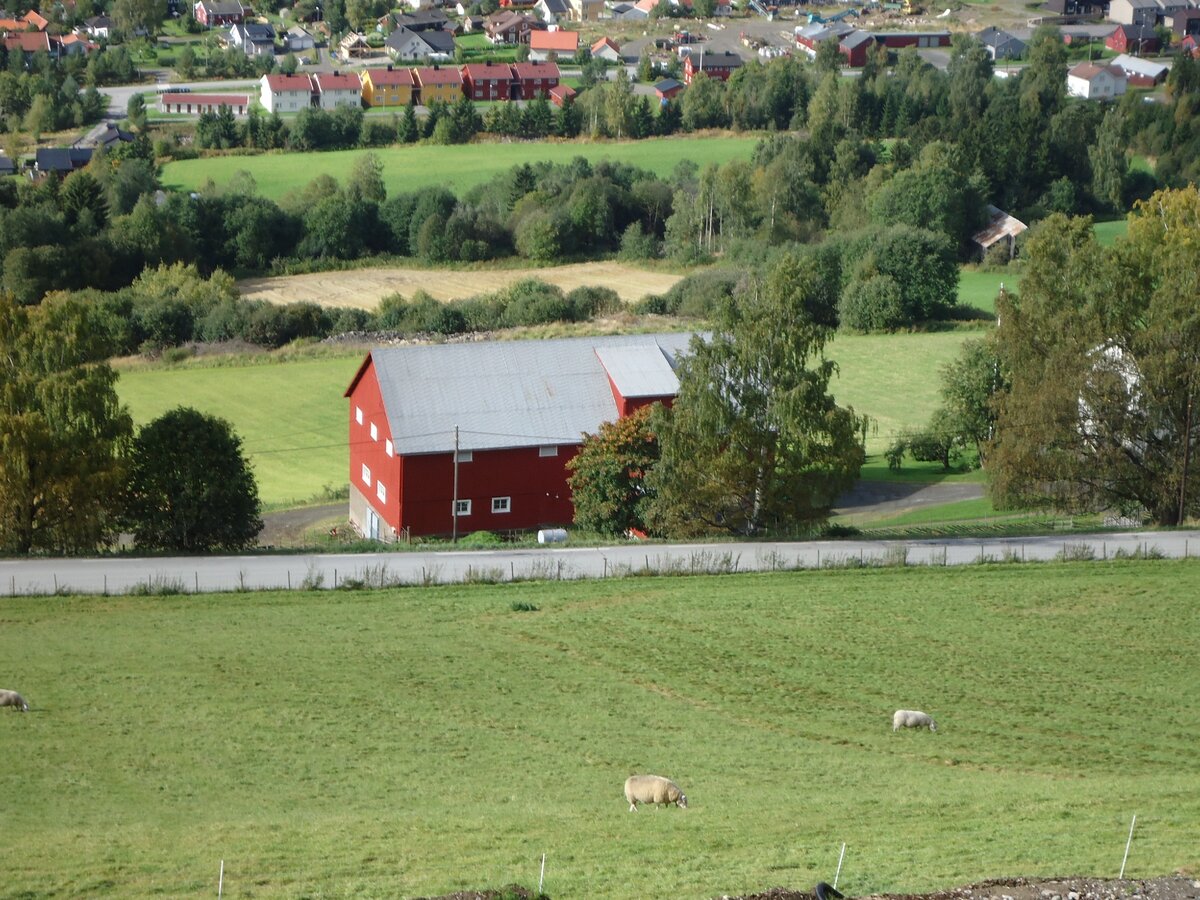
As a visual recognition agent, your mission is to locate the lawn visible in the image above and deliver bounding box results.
[2,562,1197,898]
[114,352,363,509]
[114,330,976,507]
[160,135,763,200]
[956,268,1017,316]
[1094,218,1129,247]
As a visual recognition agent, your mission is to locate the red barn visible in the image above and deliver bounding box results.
[343,334,692,541]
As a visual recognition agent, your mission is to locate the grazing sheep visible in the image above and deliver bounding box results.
[0,690,29,712]
[892,709,936,732]
[624,774,687,812]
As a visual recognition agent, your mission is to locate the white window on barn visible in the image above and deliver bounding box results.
[355,406,363,425]
[539,445,557,457]
[492,496,511,514]
[385,439,394,457]
[361,463,371,487]
[454,499,472,517]
[458,450,473,463]
[377,480,387,503]
[370,422,378,441]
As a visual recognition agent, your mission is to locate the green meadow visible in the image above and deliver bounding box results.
[2,562,1197,898]
[113,330,978,507]
[161,136,762,201]
[114,353,364,508]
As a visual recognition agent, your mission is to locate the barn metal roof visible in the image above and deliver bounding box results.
[365,333,695,455]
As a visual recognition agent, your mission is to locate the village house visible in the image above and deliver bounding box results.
[1110,52,1169,84]
[1107,0,1159,26]
[976,26,1026,59]
[312,71,362,109]
[535,0,570,23]
[193,0,246,27]
[1105,22,1161,52]
[260,72,313,112]
[461,61,516,100]
[529,26,578,59]
[360,65,417,106]
[385,25,455,60]
[484,10,540,43]
[1067,60,1128,98]
[590,35,621,61]
[683,49,743,83]
[160,92,251,114]
[229,21,276,56]
[512,59,559,97]
[414,64,464,104]
[548,82,575,106]
[343,334,692,541]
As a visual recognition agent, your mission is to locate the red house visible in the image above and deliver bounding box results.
[461,62,515,100]
[839,30,874,67]
[683,50,743,84]
[548,83,575,107]
[193,0,247,26]
[343,334,693,541]
[1105,24,1161,54]
[511,60,559,99]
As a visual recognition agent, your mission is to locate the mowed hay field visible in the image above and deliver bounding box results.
[114,331,975,507]
[238,261,685,308]
[3,563,1198,898]
[161,136,762,201]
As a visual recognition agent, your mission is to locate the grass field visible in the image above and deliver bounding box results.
[161,136,762,201]
[1094,218,1129,247]
[2,562,1197,898]
[114,352,363,508]
[114,329,978,507]
[957,269,1017,316]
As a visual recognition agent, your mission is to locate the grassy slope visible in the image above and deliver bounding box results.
[114,354,363,508]
[160,136,762,200]
[114,331,977,507]
[2,563,1197,898]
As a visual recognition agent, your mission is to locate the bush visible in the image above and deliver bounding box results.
[565,285,621,319]
[637,269,739,318]
[500,279,571,327]
[838,273,906,332]
[618,221,656,260]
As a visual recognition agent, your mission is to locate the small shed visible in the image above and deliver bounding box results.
[972,205,1028,261]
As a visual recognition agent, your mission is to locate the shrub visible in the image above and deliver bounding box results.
[838,273,906,332]
[618,221,656,260]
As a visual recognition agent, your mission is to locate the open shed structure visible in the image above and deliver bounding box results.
[972,205,1028,260]
[344,333,694,541]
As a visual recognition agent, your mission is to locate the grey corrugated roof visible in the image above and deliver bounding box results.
[370,333,695,455]
[595,345,680,399]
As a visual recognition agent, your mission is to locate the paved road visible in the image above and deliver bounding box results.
[2,530,1197,596]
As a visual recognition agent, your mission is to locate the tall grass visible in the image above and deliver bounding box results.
[2,563,1197,898]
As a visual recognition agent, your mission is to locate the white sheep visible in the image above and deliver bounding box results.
[0,689,29,712]
[624,774,687,812]
[893,709,936,732]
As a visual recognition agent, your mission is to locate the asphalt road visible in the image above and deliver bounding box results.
[2,529,1197,595]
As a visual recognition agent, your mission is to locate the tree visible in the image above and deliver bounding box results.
[1089,108,1127,211]
[989,191,1200,525]
[0,293,132,554]
[122,407,262,552]
[112,0,164,37]
[937,337,1004,465]
[347,150,386,202]
[645,256,867,537]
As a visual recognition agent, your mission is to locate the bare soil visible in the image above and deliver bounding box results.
[237,262,684,310]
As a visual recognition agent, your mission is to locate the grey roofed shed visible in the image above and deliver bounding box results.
[366,333,695,456]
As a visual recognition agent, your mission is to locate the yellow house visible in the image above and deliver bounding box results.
[414,65,464,105]
[360,66,417,107]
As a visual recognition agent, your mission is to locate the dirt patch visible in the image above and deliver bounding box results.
[258,503,345,548]
[237,262,683,310]
[718,877,1200,900]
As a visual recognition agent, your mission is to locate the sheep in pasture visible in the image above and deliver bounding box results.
[624,774,687,811]
[892,709,936,732]
[0,689,29,712]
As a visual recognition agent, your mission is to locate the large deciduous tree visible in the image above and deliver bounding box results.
[566,404,659,537]
[0,294,132,554]
[989,189,1200,525]
[645,255,867,537]
[122,407,262,552]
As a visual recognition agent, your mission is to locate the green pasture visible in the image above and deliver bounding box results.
[2,563,1198,898]
[1094,218,1129,247]
[957,268,1017,316]
[114,353,363,508]
[114,330,975,507]
[160,136,762,200]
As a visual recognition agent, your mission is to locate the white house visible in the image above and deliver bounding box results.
[284,25,315,51]
[1110,52,1170,83]
[1066,61,1127,99]
[312,71,363,109]
[229,21,276,56]
[260,72,313,112]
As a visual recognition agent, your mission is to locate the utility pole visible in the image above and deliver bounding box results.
[1180,385,1193,526]
[452,424,460,543]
